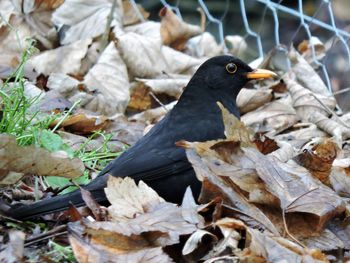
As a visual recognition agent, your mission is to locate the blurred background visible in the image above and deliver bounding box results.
[137,0,350,110]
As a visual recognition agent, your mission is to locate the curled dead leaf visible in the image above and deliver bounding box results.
[284,74,336,121]
[50,113,109,135]
[294,139,338,184]
[237,88,273,114]
[160,7,202,51]
[289,47,330,96]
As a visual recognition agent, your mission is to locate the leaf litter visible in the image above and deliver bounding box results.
[0,0,350,262]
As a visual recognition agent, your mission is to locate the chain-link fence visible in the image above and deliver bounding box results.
[132,0,350,110]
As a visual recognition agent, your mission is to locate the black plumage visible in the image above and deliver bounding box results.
[8,55,276,219]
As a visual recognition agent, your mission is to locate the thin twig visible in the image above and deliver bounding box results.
[333,87,350,96]
[100,0,117,52]
[310,93,350,129]
[25,225,67,247]
[282,209,306,248]
[149,91,169,113]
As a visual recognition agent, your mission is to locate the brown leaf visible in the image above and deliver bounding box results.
[183,143,279,235]
[50,113,109,135]
[159,7,202,51]
[294,139,338,184]
[0,134,84,183]
[217,102,255,146]
[243,147,345,230]
[128,83,152,111]
[80,187,107,221]
[69,225,173,263]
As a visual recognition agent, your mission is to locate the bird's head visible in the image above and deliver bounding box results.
[193,55,277,97]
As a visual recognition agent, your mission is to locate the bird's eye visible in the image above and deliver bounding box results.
[226,63,237,74]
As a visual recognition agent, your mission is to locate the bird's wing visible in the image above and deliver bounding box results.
[100,115,192,182]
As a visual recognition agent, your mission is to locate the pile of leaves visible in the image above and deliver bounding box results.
[0,0,350,262]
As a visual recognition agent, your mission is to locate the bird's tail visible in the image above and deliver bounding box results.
[8,174,109,220]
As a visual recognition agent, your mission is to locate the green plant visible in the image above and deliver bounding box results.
[0,39,57,146]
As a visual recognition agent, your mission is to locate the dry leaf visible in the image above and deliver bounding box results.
[116,32,167,78]
[217,102,254,146]
[124,21,161,39]
[236,88,273,114]
[298,37,326,65]
[69,225,173,263]
[50,113,109,135]
[302,228,344,251]
[122,1,149,26]
[26,38,92,76]
[309,111,350,143]
[159,7,202,51]
[244,147,345,230]
[183,142,279,235]
[83,42,130,115]
[241,96,299,135]
[182,230,218,260]
[128,82,152,111]
[284,74,336,121]
[275,123,328,148]
[329,166,350,197]
[268,141,295,162]
[104,177,165,220]
[186,32,223,57]
[294,139,338,184]
[136,76,190,98]
[289,47,330,96]
[0,230,25,263]
[0,134,84,181]
[52,0,123,44]
[225,35,247,57]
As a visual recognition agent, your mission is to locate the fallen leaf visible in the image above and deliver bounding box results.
[298,37,326,65]
[329,166,350,197]
[284,74,336,121]
[236,87,273,114]
[129,101,177,124]
[186,32,223,57]
[182,230,218,261]
[26,38,92,76]
[244,147,345,230]
[294,139,338,184]
[124,21,161,39]
[309,111,350,143]
[83,42,130,115]
[52,0,123,44]
[159,7,202,51]
[122,1,149,26]
[241,95,299,135]
[135,76,190,98]
[0,134,84,181]
[50,113,109,135]
[225,35,247,57]
[289,46,330,96]
[69,224,174,262]
[0,230,25,263]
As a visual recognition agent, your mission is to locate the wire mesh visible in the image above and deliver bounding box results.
[132,0,350,104]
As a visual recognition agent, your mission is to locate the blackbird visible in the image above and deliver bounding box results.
[8,55,276,219]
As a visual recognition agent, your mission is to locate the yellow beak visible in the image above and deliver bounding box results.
[246,69,277,79]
